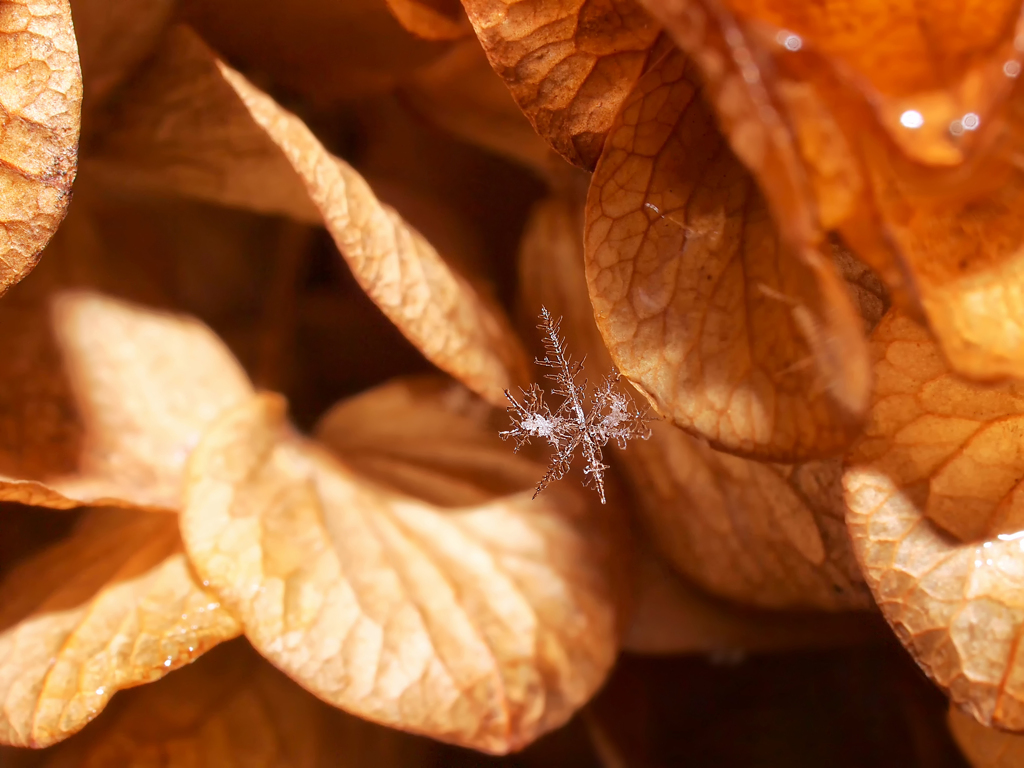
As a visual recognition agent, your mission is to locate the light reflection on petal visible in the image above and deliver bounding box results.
[900,110,924,129]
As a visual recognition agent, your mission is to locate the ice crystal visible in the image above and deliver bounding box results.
[500,307,652,503]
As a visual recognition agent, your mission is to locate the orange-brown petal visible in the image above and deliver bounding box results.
[404,38,559,177]
[845,310,1024,730]
[37,639,434,767]
[584,47,868,459]
[949,703,1024,768]
[384,0,472,41]
[522,195,874,609]
[88,26,528,407]
[0,0,82,294]
[0,259,253,511]
[0,508,240,747]
[643,0,1024,381]
[180,393,620,753]
[460,0,662,168]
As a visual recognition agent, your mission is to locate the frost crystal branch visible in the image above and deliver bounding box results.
[500,307,652,503]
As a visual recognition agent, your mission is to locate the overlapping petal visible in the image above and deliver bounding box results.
[522,194,873,609]
[0,244,253,511]
[88,26,528,407]
[180,390,620,753]
[37,640,433,767]
[0,508,240,747]
[584,47,869,459]
[643,0,1024,380]
[845,310,1024,730]
[460,0,662,168]
[405,39,558,176]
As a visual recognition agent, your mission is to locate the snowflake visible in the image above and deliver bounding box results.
[500,307,653,503]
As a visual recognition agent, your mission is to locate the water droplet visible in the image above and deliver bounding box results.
[975,559,983,568]
[951,113,980,136]
[998,530,1024,541]
[984,541,993,548]
[1006,60,1021,78]
[163,659,172,667]
[900,110,925,129]
[95,686,105,696]
[775,30,802,51]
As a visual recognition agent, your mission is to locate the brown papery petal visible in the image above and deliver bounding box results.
[584,47,869,460]
[639,0,1021,224]
[405,39,559,177]
[866,123,1024,382]
[849,312,1024,542]
[0,508,241,748]
[221,64,528,407]
[661,0,1022,165]
[0,0,82,294]
[82,26,321,224]
[844,310,1024,730]
[949,704,1024,768]
[0,217,254,512]
[39,640,434,768]
[317,374,633,632]
[88,26,528,407]
[316,377,546,507]
[643,0,1024,381]
[460,0,662,169]
[384,0,471,41]
[521,196,872,610]
[627,432,873,610]
[180,393,619,754]
[518,194,608,367]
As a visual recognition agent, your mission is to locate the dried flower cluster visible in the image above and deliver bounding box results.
[501,307,651,503]
[0,0,1022,765]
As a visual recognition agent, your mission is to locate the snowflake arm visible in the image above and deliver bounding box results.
[500,307,653,503]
